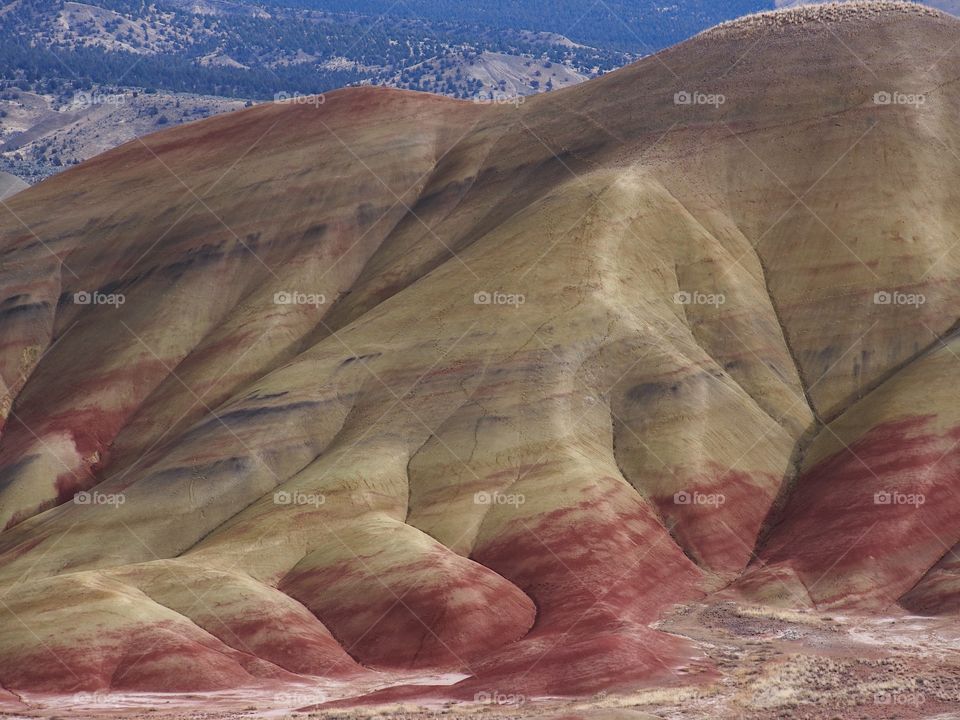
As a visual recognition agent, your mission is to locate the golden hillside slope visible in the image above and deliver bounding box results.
[1,2,960,712]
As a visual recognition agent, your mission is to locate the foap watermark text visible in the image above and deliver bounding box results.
[874,490,925,507]
[474,290,525,307]
[74,490,125,507]
[274,291,326,307]
[474,690,526,706]
[274,490,326,507]
[674,290,725,307]
[874,90,925,107]
[873,290,925,307]
[474,490,525,507]
[674,490,725,507]
[675,90,725,107]
[74,290,125,307]
[274,91,325,107]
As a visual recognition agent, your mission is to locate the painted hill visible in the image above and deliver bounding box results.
[1,2,960,717]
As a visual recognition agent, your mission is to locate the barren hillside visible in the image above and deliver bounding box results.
[1,3,960,718]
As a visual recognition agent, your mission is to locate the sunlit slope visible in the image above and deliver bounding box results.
[1,1,959,702]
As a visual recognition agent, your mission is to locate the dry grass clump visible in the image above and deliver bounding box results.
[741,654,960,713]
[745,655,869,710]
[731,604,825,627]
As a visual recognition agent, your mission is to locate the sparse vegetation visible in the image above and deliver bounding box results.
[0,0,633,102]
